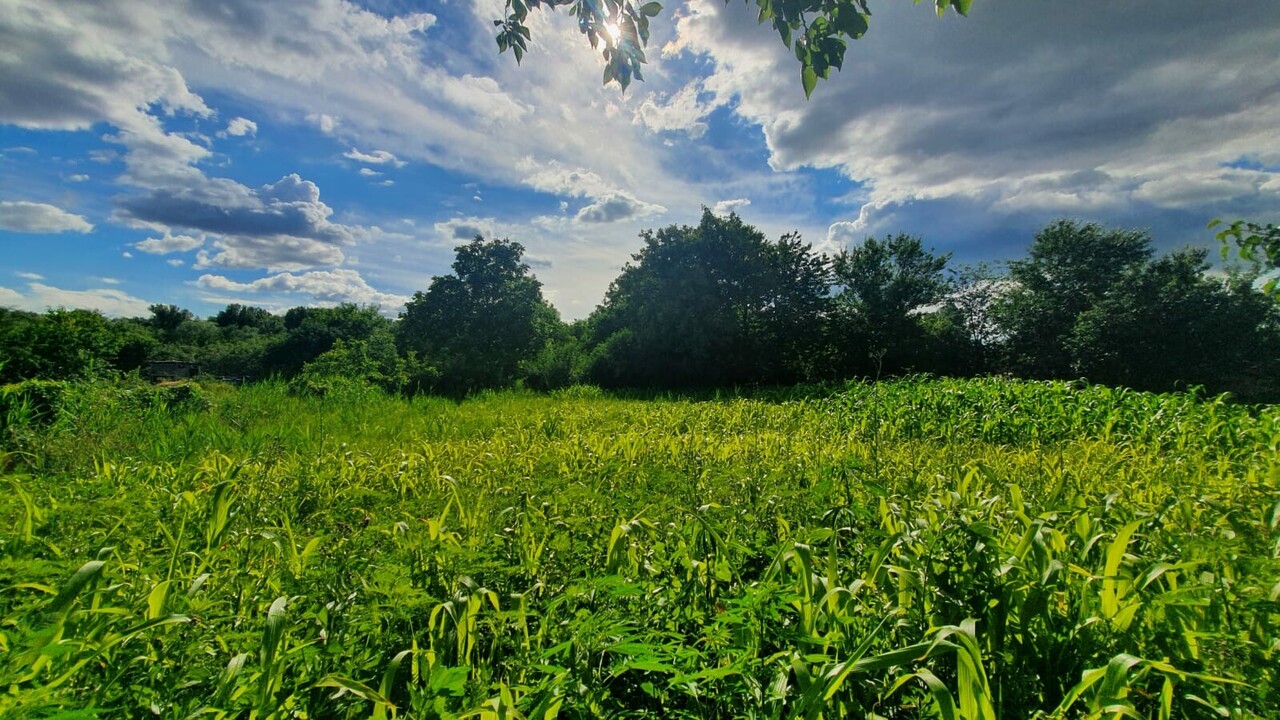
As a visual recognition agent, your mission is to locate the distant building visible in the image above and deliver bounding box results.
[145,361,200,382]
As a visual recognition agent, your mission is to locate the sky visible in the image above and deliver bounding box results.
[1,0,1278,321]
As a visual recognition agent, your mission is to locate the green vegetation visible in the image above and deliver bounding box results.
[1215,219,1280,298]
[495,1,973,96]
[5,215,1279,403]
[4,215,1279,403]
[2,378,1276,717]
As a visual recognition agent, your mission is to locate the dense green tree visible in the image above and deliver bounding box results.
[585,210,830,388]
[498,0,972,95]
[397,236,559,394]
[1067,249,1280,400]
[214,303,284,334]
[520,315,586,391]
[830,233,952,375]
[994,220,1153,378]
[265,304,395,378]
[290,336,408,397]
[147,304,195,341]
[0,308,153,382]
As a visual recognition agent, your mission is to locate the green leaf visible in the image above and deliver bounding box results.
[316,674,395,707]
[639,2,663,17]
[51,560,105,615]
[801,64,818,99]
[146,579,172,620]
[912,669,960,720]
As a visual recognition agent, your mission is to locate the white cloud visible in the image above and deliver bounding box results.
[309,113,338,134]
[67,174,89,182]
[433,216,496,243]
[521,159,667,224]
[359,167,382,177]
[826,221,862,248]
[7,0,1274,319]
[0,282,150,316]
[98,277,122,285]
[576,194,667,224]
[15,271,44,280]
[196,268,409,313]
[634,80,715,137]
[521,161,616,199]
[134,232,205,254]
[0,0,715,313]
[669,0,1280,219]
[344,148,405,167]
[119,174,360,270]
[0,201,94,233]
[712,198,751,215]
[224,116,257,137]
[167,258,184,267]
[0,2,212,133]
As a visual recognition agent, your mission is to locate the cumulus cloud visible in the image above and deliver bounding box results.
[712,198,751,215]
[670,0,1280,224]
[196,268,409,312]
[0,3,212,133]
[118,174,359,270]
[0,0,396,273]
[433,216,496,242]
[634,80,715,137]
[575,194,667,224]
[67,174,89,182]
[15,271,44,280]
[0,0,704,313]
[0,201,94,233]
[521,161,616,199]
[224,117,257,137]
[521,160,668,224]
[359,168,381,177]
[0,282,150,316]
[344,148,405,167]
[134,232,205,254]
[826,221,862,247]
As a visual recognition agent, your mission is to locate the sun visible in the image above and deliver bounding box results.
[602,20,622,45]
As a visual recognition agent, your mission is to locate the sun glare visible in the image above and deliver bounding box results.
[603,20,622,45]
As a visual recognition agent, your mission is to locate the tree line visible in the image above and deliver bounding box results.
[3,211,1279,401]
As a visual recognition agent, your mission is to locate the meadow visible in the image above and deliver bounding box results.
[1,378,1277,718]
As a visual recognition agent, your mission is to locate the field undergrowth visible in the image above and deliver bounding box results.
[1,378,1278,718]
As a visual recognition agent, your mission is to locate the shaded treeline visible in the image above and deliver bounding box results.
[3,211,1279,400]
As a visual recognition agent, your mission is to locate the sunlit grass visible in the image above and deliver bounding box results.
[1,378,1276,717]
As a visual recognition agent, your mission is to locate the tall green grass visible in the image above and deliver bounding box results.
[1,378,1276,718]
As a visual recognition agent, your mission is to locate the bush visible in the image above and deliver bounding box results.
[286,373,382,401]
[0,380,72,428]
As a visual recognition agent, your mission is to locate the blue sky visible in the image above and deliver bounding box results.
[2,0,1278,320]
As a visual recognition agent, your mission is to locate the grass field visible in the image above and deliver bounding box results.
[1,378,1277,718]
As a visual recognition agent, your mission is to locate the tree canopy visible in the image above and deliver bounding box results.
[831,233,953,375]
[994,220,1154,378]
[3,214,1278,401]
[1213,218,1280,297]
[496,0,973,96]
[583,209,829,387]
[396,236,559,394]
